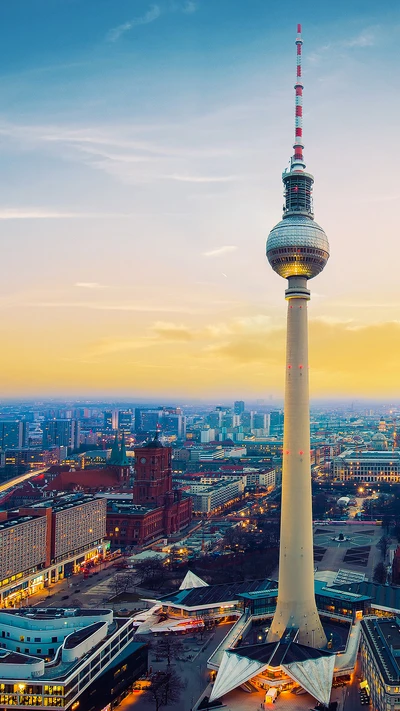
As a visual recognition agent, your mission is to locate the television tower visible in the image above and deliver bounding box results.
[266,25,329,648]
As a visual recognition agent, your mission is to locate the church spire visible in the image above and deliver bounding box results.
[119,432,130,466]
[109,432,120,465]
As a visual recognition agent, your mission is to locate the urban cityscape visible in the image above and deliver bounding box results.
[0,2,399,711]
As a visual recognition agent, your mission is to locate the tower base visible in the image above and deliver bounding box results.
[267,601,327,649]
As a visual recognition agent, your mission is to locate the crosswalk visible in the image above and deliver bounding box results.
[81,579,114,597]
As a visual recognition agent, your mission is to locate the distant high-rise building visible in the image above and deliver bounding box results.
[253,413,268,431]
[269,410,284,435]
[135,408,186,438]
[118,410,132,434]
[0,421,29,450]
[241,411,254,431]
[135,408,161,433]
[104,410,118,430]
[234,400,245,416]
[206,412,221,429]
[42,419,80,451]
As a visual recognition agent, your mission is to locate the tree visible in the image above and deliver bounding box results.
[146,669,185,711]
[378,536,389,560]
[151,634,184,666]
[112,572,135,597]
[373,561,387,585]
[135,556,165,588]
[382,515,392,534]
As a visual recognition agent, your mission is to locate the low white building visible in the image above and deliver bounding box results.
[0,606,145,710]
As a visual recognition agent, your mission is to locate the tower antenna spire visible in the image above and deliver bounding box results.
[292,23,305,171]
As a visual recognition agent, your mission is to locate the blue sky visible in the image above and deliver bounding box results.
[0,0,399,397]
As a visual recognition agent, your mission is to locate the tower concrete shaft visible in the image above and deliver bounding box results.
[267,276,326,648]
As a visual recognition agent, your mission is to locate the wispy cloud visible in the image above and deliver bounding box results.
[181,1,198,13]
[152,321,194,341]
[74,282,106,289]
[308,26,377,63]
[165,173,240,183]
[343,29,375,48]
[29,301,206,315]
[203,246,238,258]
[0,208,140,220]
[107,5,161,42]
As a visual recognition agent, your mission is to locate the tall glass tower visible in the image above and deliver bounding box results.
[266,25,329,648]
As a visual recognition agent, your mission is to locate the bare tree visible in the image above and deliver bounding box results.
[373,561,387,584]
[112,572,135,597]
[151,634,184,666]
[135,556,165,588]
[146,669,185,711]
[379,536,389,560]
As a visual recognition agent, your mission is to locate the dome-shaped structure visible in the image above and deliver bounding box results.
[266,215,329,279]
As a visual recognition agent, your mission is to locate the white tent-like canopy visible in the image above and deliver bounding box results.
[282,654,336,707]
[209,651,269,702]
[209,641,335,706]
[179,570,208,590]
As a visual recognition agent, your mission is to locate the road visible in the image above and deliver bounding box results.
[0,466,49,493]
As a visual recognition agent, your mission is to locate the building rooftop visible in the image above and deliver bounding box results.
[64,621,105,649]
[31,492,103,511]
[361,617,400,685]
[159,579,278,608]
[335,450,400,461]
[335,581,400,610]
[1,607,112,621]
[107,500,156,515]
[0,651,40,666]
[160,578,370,610]
[0,515,41,532]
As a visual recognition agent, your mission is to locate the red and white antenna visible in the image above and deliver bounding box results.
[292,23,305,171]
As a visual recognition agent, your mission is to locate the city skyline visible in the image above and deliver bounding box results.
[0,0,399,397]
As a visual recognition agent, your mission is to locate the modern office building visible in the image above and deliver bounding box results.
[269,410,284,435]
[134,408,186,438]
[265,24,329,649]
[0,421,29,450]
[42,420,80,452]
[103,410,118,431]
[234,401,245,416]
[0,607,147,710]
[252,413,269,432]
[118,410,133,435]
[0,494,108,607]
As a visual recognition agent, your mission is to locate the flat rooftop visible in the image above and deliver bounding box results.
[30,492,101,512]
[0,651,40,666]
[1,607,112,620]
[0,515,41,532]
[336,580,400,610]
[107,501,156,514]
[336,450,400,461]
[361,617,400,684]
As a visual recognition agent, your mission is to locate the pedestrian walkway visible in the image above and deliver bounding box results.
[81,578,114,597]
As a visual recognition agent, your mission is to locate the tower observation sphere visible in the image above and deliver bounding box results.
[267,215,329,279]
